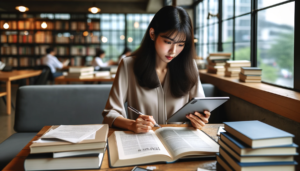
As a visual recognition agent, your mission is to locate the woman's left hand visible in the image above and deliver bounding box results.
[186,111,211,130]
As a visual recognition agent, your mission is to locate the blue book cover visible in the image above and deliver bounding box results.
[220,147,298,167]
[221,132,298,149]
[224,120,294,140]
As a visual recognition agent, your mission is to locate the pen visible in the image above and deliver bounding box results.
[128,106,162,128]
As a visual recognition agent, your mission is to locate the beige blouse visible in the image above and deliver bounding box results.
[102,57,205,127]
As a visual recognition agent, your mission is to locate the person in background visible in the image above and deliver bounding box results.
[91,48,115,70]
[42,47,69,78]
[118,47,132,64]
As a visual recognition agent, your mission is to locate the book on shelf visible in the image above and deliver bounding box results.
[219,147,297,171]
[0,21,17,29]
[56,35,70,43]
[239,73,261,80]
[24,153,104,171]
[208,52,232,57]
[220,132,298,156]
[219,139,296,163]
[225,60,251,67]
[56,46,69,56]
[224,121,294,148]
[71,21,86,30]
[69,66,94,73]
[65,74,94,79]
[1,46,17,55]
[88,21,100,30]
[55,21,69,30]
[241,67,262,75]
[35,31,53,43]
[71,46,86,56]
[108,127,219,167]
[67,71,94,77]
[0,57,18,67]
[225,70,239,77]
[29,124,108,154]
[239,78,261,83]
[94,71,110,77]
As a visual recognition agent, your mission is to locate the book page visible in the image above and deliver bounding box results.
[114,131,170,160]
[155,127,219,158]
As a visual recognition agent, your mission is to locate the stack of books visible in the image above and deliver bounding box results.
[217,120,298,171]
[225,60,251,77]
[25,124,109,171]
[94,71,110,78]
[206,53,231,75]
[66,66,94,79]
[239,67,262,83]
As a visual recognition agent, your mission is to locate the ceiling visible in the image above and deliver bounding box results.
[0,0,163,13]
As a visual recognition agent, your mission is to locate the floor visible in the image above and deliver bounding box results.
[0,84,17,143]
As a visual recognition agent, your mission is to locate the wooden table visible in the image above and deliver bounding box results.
[55,75,115,84]
[0,70,42,115]
[2,124,225,171]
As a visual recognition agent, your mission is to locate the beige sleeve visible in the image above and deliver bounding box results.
[102,59,128,127]
[189,60,205,99]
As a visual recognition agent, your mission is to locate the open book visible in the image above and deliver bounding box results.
[108,127,219,167]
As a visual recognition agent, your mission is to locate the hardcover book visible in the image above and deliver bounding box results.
[224,121,294,148]
[108,127,219,167]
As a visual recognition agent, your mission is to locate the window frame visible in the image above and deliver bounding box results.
[194,0,299,91]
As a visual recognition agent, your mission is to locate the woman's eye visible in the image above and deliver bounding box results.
[164,41,171,44]
[178,44,185,47]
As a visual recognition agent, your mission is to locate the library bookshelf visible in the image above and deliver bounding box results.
[0,13,101,68]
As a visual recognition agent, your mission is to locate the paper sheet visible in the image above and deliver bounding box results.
[41,125,102,143]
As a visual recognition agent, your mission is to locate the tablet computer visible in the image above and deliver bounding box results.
[166,97,229,123]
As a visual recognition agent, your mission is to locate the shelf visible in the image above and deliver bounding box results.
[199,70,300,123]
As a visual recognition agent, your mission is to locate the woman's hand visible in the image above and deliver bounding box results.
[186,111,211,130]
[129,115,155,133]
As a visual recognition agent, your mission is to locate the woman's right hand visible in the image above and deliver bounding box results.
[129,115,155,133]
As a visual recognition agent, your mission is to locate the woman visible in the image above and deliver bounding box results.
[102,6,210,133]
[118,47,132,64]
[91,48,114,70]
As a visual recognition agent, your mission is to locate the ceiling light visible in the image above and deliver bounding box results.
[128,37,133,43]
[134,22,139,28]
[83,31,89,37]
[120,35,125,40]
[15,6,29,12]
[101,36,107,43]
[88,2,100,14]
[3,22,9,29]
[41,22,47,29]
[194,39,198,43]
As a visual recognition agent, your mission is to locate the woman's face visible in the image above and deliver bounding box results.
[150,28,186,64]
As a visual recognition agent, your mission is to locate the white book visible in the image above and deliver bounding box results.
[108,127,219,167]
[53,147,106,158]
[94,71,110,77]
[69,66,94,73]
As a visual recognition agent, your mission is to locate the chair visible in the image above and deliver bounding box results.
[0,85,112,169]
[34,65,54,84]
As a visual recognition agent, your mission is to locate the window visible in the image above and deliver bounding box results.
[195,0,297,89]
[126,14,154,52]
[257,2,294,88]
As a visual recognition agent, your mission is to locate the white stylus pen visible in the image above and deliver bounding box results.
[128,106,162,128]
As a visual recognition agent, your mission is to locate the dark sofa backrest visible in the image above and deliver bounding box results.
[14,85,112,132]
[14,83,219,132]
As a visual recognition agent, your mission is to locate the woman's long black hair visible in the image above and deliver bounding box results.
[132,6,198,98]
